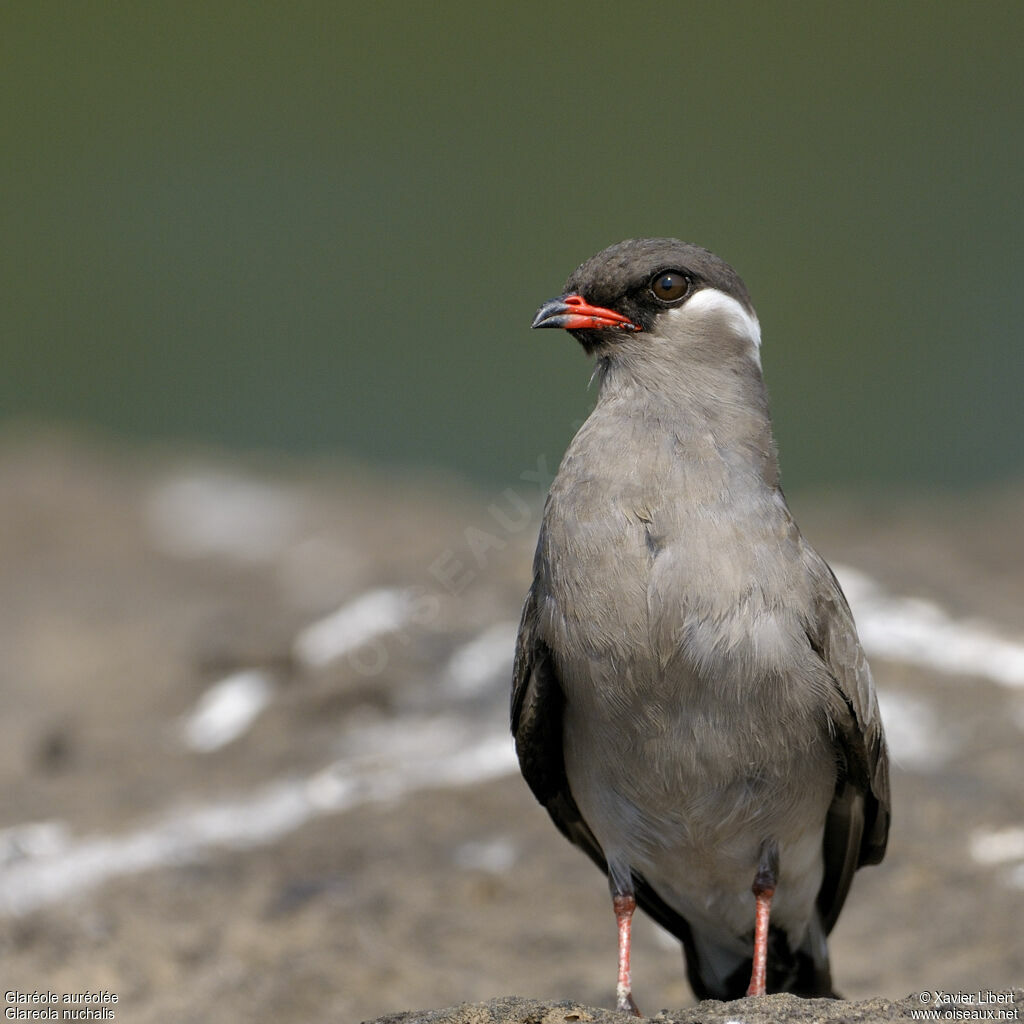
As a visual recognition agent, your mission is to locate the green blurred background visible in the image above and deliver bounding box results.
[3,2,1021,491]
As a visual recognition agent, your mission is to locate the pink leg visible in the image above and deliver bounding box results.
[613,893,641,1016]
[745,882,774,996]
[746,843,778,997]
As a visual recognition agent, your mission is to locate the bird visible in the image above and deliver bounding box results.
[510,238,889,1012]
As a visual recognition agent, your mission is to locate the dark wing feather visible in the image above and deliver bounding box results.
[510,586,705,982]
[806,556,891,933]
[510,586,605,870]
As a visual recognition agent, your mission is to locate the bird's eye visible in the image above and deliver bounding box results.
[650,270,690,302]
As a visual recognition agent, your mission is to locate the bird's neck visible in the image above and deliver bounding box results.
[592,352,781,490]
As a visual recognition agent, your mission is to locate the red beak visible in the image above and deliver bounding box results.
[532,294,640,332]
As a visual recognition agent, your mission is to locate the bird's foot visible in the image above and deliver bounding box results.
[615,988,641,1016]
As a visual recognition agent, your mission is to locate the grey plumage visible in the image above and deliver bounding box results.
[511,239,889,1002]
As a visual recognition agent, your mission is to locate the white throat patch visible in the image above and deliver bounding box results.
[662,287,762,364]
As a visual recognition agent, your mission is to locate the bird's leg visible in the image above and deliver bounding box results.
[746,840,779,997]
[612,891,641,1016]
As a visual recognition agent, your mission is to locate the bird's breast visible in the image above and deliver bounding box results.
[536,434,840,895]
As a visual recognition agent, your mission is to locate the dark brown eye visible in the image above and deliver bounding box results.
[650,270,690,302]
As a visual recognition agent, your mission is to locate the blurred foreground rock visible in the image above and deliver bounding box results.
[0,430,1022,1023]
[366,991,1024,1024]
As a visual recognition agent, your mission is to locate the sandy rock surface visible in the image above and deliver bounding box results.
[366,990,1024,1024]
[0,432,1022,1023]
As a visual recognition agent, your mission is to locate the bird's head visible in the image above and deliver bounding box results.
[532,238,762,376]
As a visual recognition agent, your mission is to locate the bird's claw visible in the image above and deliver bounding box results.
[616,991,641,1017]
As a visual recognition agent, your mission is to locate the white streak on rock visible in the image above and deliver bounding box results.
[0,822,72,868]
[181,670,274,752]
[453,837,519,874]
[834,564,1024,688]
[147,471,301,563]
[293,587,412,670]
[969,826,1024,865]
[442,622,518,697]
[875,690,953,770]
[0,716,517,917]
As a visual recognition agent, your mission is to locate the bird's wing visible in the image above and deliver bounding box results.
[511,584,706,976]
[510,585,606,871]
[805,552,891,933]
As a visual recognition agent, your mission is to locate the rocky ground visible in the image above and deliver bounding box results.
[0,430,1022,1024]
[369,990,1024,1024]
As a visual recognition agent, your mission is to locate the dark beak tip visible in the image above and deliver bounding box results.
[531,297,571,330]
[532,316,571,330]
